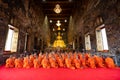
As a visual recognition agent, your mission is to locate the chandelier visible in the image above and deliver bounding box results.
[54,4,62,14]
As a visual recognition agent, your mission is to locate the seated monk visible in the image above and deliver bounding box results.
[81,57,87,68]
[14,57,23,68]
[56,56,64,68]
[41,56,50,69]
[33,58,40,68]
[29,54,35,67]
[65,56,75,69]
[73,56,81,69]
[49,57,58,68]
[105,57,115,68]
[84,53,91,60]
[5,56,15,68]
[61,53,65,65]
[87,57,96,68]
[23,56,30,69]
[38,53,43,65]
[78,53,83,60]
[94,55,104,68]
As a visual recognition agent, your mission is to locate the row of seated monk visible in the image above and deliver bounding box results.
[5,52,116,69]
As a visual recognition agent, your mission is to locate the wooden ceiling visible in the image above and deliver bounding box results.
[41,0,76,32]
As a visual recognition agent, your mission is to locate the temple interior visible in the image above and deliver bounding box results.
[0,0,120,66]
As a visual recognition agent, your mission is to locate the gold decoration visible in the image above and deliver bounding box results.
[53,32,66,48]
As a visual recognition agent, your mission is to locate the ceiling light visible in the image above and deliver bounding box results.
[50,20,52,23]
[42,0,46,2]
[63,28,65,31]
[54,4,62,14]
[53,28,55,31]
[69,0,72,2]
[64,19,67,22]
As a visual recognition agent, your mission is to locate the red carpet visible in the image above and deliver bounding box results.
[0,66,120,80]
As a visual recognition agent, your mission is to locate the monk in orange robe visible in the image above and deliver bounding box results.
[84,53,91,60]
[29,54,35,67]
[105,57,115,68]
[65,56,75,69]
[61,53,65,65]
[78,53,83,60]
[33,58,40,68]
[41,56,50,69]
[5,56,15,68]
[87,57,96,68]
[56,56,64,68]
[74,58,80,69]
[23,56,30,69]
[38,53,43,66]
[94,55,104,68]
[49,57,58,68]
[14,57,23,68]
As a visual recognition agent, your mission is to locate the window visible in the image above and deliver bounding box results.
[5,24,19,52]
[96,24,109,51]
[85,33,91,50]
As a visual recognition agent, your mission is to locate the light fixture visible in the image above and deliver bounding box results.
[42,0,46,2]
[56,20,61,26]
[50,20,52,23]
[69,0,72,2]
[53,28,55,31]
[54,4,62,14]
[64,19,67,22]
[63,28,65,31]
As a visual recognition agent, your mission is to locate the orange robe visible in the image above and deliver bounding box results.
[41,57,50,69]
[23,57,30,69]
[14,58,23,68]
[65,57,75,69]
[38,54,43,67]
[33,59,40,68]
[56,57,64,67]
[87,57,96,68]
[49,57,58,68]
[105,57,115,68]
[73,58,81,69]
[84,53,91,60]
[80,57,87,68]
[5,57,15,68]
[94,56,104,68]
[29,55,35,67]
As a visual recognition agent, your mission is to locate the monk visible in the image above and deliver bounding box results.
[5,56,15,68]
[73,56,81,69]
[105,57,116,68]
[94,55,104,68]
[65,56,75,69]
[56,56,64,68]
[41,56,50,69]
[87,57,96,68]
[49,57,58,68]
[33,58,40,68]
[84,53,91,60]
[23,56,30,69]
[14,57,23,68]
[29,54,35,67]
[38,53,43,65]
